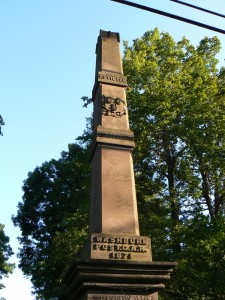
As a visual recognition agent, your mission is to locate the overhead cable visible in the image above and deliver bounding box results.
[170,0,225,19]
[111,0,225,34]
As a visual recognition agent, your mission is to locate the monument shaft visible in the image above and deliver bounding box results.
[90,30,139,235]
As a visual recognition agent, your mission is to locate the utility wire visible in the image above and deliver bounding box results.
[170,0,225,19]
[111,0,225,34]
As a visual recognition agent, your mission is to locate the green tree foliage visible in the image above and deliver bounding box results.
[0,115,14,291]
[0,115,4,136]
[13,29,225,299]
[12,143,90,299]
[123,28,225,299]
[0,224,14,290]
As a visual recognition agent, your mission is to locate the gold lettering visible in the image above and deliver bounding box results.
[140,246,147,253]
[129,246,135,252]
[114,245,119,251]
[136,239,141,245]
[98,74,127,84]
[93,243,101,250]
[109,252,130,260]
[101,244,107,250]
[116,237,123,243]
[95,236,103,242]
[108,245,113,251]
[110,237,115,243]
[103,237,109,243]
[121,253,126,259]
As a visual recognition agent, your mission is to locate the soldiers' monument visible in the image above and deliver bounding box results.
[63,30,176,300]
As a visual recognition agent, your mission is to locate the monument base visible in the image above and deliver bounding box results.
[63,260,177,300]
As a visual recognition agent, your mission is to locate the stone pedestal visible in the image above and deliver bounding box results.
[63,260,177,300]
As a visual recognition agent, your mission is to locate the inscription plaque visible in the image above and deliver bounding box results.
[88,294,156,300]
[98,71,128,87]
[91,233,152,261]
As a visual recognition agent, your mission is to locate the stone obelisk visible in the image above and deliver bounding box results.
[63,30,176,300]
[90,31,138,234]
[88,30,151,262]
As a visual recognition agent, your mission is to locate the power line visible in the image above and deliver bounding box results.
[111,0,225,34]
[170,0,225,19]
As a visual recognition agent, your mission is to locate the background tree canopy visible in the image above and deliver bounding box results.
[0,225,14,291]
[0,115,14,291]
[123,28,225,299]
[13,29,225,299]
[0,115,4,136]
[12,142,90,299]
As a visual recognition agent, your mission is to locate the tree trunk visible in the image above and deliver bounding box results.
[200,168,215,220]
[162,129,180,253]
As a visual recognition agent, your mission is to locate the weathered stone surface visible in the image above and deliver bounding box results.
[88,293,158,300]
[90,30,139,235]
[91,233,152,261]
[63,260,176,300]
[95,31,122,75]
[94,127,135,149]
[90,145,139,234]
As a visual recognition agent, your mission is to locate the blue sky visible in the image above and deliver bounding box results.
[0,0,225,299]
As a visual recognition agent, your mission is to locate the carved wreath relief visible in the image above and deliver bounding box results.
[102,96,126,117]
